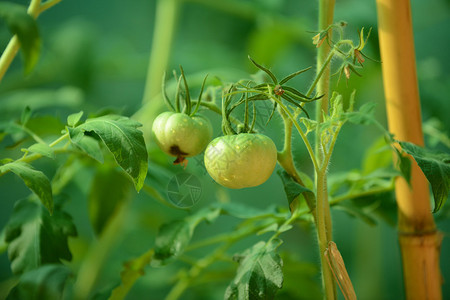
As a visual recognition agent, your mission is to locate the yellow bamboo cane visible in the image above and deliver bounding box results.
[376,0,442,299]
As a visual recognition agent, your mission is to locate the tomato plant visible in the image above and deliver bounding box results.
[0,1,449,300]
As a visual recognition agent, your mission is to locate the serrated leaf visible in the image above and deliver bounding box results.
[89,166,132,236]
[26,143,55,159]
[109,249,154,300]
[6,265,72,300]
[67,127,104,163]
[77,115,148,191]
[225,240,283,300]
[399,141,450,212]
[0,2,41,74]
[4,198,77,275]
[153,207,220,265]
[153,220,191,265]
[67,111,84,127]
[0,161,53,214]
[277,170,315,213]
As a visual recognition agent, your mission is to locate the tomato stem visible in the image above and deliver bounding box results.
[142,0,179,104]
[314,0,337,299]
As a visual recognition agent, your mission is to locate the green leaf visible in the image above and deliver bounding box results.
[109,249,154,300]
[344,102,376,125]
[153,220,191,265]
[89,166,132,236]
[77,115,148,191]
[153,207,221,265]
[248,56,278,84]
[20,106,31,125]
[350,192,397,227]
[225,240,283,300]
[4,198,77,275]
[279,67,312,85]
[0,2,41,74]
[0,87,84,115]
[277,170,315,213]
[26,143,55,159]
[67,111,84,127]
[6,265,73,300]
[395,147,412,185]
[0,161,53,214]
[399,141,450,212]
[334,202,377,226]
[67,127,104,163]
[362,136,392,174]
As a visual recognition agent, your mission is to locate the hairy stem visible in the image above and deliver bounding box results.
[315,0,336,299]
[277,108,317,217]
[316,169,336,300]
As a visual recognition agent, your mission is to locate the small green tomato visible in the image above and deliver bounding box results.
[152,112,212,160]
[204,133,277,189]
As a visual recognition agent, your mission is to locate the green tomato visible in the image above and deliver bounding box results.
[204,133,277,189]
[152,112,212,158]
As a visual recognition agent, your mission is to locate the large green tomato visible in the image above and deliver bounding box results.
[152,112,212,158]
[204,133,277,189]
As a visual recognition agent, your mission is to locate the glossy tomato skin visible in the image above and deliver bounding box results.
[152,112,212,157]
[204,133,277,189]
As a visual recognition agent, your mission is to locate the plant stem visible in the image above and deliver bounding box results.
[315,0,336,299]
[329,183,394,206]
[376,0,442,298]
[316,169,336,300]
[277,108,317,216]
[166,243,230,300]
[20,125,47,145]
[142,0,179,104]
[0,0,61,82]
[73,204,127,300]
[316,0,335,116]
[270,96,319,171]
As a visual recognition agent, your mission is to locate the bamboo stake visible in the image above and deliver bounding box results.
[376,1,442,299]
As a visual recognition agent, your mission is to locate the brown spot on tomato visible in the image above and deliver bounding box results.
[170,145,188,156]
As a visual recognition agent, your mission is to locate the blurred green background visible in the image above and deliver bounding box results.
[0,0,449,299]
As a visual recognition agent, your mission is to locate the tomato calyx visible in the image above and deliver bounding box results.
[162,65,208,117]
[245,56,323,119]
